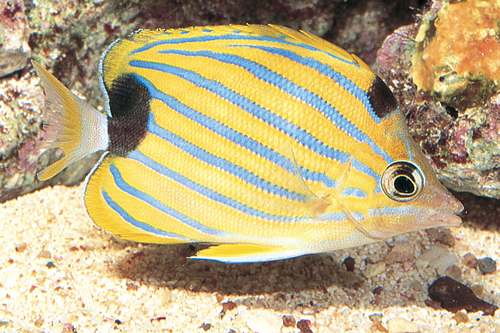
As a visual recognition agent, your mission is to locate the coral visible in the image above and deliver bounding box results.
[410,0,500,110]
[376,0,500,198]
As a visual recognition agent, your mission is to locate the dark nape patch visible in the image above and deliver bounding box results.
[107,74,150,156]
[367,76,398,119]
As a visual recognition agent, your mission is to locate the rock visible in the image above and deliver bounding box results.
[376,0,500,199]
[428,276,498,315]
[332,0,418,65]
[477,257,497,274]
[387,318,419,333]
[0,0,31,77]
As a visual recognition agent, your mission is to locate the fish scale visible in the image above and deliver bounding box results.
[32,25,463,263]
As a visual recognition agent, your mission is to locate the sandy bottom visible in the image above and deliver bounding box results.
[1,185,499,333]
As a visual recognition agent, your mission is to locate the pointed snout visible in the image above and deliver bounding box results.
[434,192,464,227]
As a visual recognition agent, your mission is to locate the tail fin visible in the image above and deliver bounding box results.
[32,60,109,181]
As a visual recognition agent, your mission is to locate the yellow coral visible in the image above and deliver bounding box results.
[411,0,500,108]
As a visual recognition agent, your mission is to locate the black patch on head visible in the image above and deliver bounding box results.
[367,76,398,119]
[107,74,150,156]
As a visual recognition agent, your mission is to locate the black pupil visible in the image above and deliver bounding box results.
[394,175,415,195]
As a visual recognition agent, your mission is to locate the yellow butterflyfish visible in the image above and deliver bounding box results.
[33,25,463,263]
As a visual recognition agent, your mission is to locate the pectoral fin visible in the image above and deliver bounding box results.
[191,243,304,263]
[333,158,384,241]
[277,142,331,217]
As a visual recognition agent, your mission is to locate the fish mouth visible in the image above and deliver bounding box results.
[432,193,464,228]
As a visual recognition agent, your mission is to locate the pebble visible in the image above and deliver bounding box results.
[282,315,295,327]
[384,242,415,265]
[443,265,462,281]
[477,257,497,274]
[426,228,456,247]
[470,285,484,297]
[387,318,419,333]
[364,262,385,278]
[245,310,283,333]
[342,256,355,272]
[369,314,388,333]
[418,244,458,275]
[296,319,313,333]
[453,312,469,324]
[462,253,478,269]
[409,280,423,291]
[200,322,212,331]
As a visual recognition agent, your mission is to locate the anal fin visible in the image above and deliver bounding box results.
[191,244,304,263]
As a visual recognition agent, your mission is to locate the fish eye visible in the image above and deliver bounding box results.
[381,161,424,202]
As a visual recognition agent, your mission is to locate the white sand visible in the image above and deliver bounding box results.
[1,184,499,332]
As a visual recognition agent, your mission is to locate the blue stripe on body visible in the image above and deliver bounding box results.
[101,189,192,240]
[144,111,311,201]
[127,149,311,222]
[317,212,347,221]
[231,45,381,122]
[130,61,381,190]
[109,164,229,237]
[130,62,348,163]
[342,187,367,198]
[130,34,358,67]
[351,159,382,194]
[134,74,338,189]
[157,49,391,163]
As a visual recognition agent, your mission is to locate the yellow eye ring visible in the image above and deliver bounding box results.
[381,161,424,202]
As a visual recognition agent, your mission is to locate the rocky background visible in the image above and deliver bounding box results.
[2,0,500,202]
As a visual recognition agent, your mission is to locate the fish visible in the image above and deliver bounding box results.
[32,24,464,263]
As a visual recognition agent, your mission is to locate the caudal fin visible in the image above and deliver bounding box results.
[32,60,109,181]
